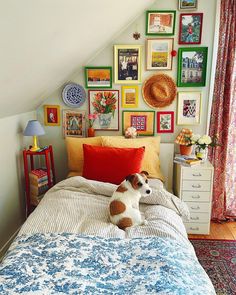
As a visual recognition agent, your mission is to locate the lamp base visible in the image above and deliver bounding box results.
[29,146,40,152]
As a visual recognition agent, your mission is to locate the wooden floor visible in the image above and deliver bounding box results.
[188,221,236,240]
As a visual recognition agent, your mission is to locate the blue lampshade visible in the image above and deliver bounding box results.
[23,120,45,136]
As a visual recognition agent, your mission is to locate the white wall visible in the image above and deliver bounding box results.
[37,0,217,182]
[0,111,36,252]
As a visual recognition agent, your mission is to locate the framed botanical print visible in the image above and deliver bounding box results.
[44,105,60,126]
[88,90,119,131]
[63,110,86,137]
[177,92,201,125]
[179,13,203,45]
[177,47,208,87]
[122,110,155,136]
[114,45,142,84]
[84,67,112,88]
[157,111,174,133]
[121,86,139,108]
[146,10,176,36]
[146,38,173,70]
[179,0,198,11]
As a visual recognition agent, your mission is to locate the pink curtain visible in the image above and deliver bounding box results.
[208,0,236,220]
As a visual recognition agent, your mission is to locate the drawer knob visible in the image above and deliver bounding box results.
[190,206,200,210]
[192,184,201,188]
[192,173,202,177]
[190,227,199,231]
[190,216,199,220]
[192,195,201,199]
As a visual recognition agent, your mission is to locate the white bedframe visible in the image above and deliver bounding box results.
[160,143,174,193]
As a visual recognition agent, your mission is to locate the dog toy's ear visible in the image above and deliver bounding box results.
[141,170,149,176]
[125,174,135,182]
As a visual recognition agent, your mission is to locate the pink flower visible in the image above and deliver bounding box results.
[88,114,94,120]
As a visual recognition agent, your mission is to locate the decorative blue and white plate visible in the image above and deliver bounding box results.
[62,83,86,108]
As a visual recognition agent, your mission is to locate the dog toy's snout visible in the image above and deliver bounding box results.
[146,189,151,194]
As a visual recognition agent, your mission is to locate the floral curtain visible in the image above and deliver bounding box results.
[208,0,236,220]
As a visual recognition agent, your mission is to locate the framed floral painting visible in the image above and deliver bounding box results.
[157,111,174,133]
[146,10,176,36]
[62,110,86,137]
[121,86,139,108]
[84,67,112,89]
[122,110,155,136]
[44,105,60,126]
[88,90,119,131]
[179,0,198,11]
[179,13,203,45]
[177,92,201,125]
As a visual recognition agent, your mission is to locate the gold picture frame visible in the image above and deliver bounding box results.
[121,86,139,108]
[44,105,60,126]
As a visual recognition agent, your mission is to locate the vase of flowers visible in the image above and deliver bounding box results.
[92,91,117,129]
[190,134,219,161]
[87,113,97,137]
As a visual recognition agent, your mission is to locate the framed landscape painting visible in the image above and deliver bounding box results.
[62,110,86,137]
[146,38,173,70]
[146,10,176,36]
[84,67,112,88]
[88,90,119,131]
[177,92,201,125]
[179,0,198,11]
[114,45,142,84]
[44,105,60,126]
[179,13,203,44]
[122,110,155,136]
[177,47,208,87]
[157,111,174,133]
[121,86,138,108]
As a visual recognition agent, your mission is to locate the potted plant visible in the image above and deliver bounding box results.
[87,113,98,137]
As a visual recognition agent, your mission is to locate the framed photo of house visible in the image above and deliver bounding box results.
[62,110,86,137]
[84,67,112,88]
[146,38,173,70]
[44,105,60,126]
[157,111,174,133]
[122,110,155,136]
[121,86,139,108]
[177,47,208,87]
[88,90,119,131]
[179,0,198,11]
[179,13,203,45]
[177,92,201,125]
[146,10,176,36]
[114,45,142,84]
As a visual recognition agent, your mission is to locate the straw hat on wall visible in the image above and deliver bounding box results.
[142,73,177,108]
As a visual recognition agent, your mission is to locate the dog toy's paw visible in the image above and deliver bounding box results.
[142,219,148,226]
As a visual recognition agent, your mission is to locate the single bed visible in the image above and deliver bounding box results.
[0,136,215,295]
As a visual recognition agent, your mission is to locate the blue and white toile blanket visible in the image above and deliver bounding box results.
[0,233,215,295]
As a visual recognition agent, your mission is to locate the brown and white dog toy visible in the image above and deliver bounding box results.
[109,171,152,230]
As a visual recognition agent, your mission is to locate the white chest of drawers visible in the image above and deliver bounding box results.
[173,160,214,234]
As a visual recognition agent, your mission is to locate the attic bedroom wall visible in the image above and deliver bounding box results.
[37,0,217,182]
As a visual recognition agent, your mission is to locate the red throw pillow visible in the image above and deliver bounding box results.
[82,144,145,184]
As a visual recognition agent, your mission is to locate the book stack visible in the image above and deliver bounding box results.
[174,154,202,166]
[29,168,52,206]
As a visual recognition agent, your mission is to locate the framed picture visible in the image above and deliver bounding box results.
[157,111,174,133]
[114,45,142,84]
[146,10,176,36]
[44,105,60,126]
[122,111,155,136]
[84,67,112,88]
[62,110,86,137]
[179,0,198,11]
[88,90,119,131]
[177,47,208,87]
[146,38,173,70]
[177,92,201,125]
[179,13,203,45]
[121,86,138,108]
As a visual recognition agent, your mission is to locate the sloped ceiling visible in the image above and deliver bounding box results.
[0,0,155,118]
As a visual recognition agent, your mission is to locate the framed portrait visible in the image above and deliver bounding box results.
[63,110,86,137]
[146,38,173,70]
[179,13,203,45]
[121,86,139,108]
[146,10,176,36]
[84,67,112,88]
[179,0,198,11]
[122,110,155,136]
[114,45,142,84]
[44,105,60,126]
[157,111,174,133]
[177,92,201,125]
[177,47,208,87]
[88,90,119,131]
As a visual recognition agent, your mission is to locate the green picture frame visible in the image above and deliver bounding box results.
[84,66,112,89]
[177,47,208,87]
[146,10,176,36]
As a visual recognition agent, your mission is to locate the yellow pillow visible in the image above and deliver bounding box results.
[101,136,164,181]
[66,137,102,176]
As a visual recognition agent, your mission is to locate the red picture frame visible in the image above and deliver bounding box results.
[178,13,203,45]
[157,111,174,133]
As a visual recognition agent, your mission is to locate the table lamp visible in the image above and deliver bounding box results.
[23,120,45,152]
[175,128,193,155]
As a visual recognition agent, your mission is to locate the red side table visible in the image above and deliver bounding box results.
[23,145,56,216]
